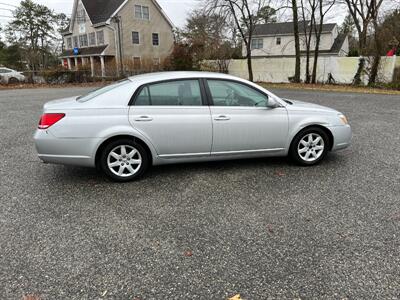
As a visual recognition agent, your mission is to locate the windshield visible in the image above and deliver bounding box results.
[77,80,131,102]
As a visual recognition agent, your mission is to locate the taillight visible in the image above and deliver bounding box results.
[38,113,65,129]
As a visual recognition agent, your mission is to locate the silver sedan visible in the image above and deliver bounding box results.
[34,72,352,181]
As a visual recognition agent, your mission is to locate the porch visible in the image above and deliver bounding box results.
[60,46,116,77]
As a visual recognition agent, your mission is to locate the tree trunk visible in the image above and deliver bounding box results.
[311,23,323,83]
[368,55,380,85]
[353,28,368,85]
[292,0,301,83]
[353,57,365,85]
[247,46,254,82]
[368,19,383,85]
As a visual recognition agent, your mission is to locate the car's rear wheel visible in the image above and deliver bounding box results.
[100,139,149,182]
[8,77,19,84]
[290,127,329,166]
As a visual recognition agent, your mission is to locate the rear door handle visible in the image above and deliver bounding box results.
[134,116,153,122]
[214,115,231,121]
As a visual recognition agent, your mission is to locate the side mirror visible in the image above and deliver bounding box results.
[266,98,280,109]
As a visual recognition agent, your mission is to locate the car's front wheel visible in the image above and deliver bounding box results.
[100,139,149,182]
[289,127,329,166]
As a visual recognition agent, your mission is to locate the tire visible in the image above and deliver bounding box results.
[289,127,330,166]
[99,139,149,182]
[8,77,19,84]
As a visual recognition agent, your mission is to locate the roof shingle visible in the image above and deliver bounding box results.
[82,0,125,24]
[254,21,336,36]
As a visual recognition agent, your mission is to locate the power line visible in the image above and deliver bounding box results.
[0,3,18,8]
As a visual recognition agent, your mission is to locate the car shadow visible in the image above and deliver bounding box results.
[46,152,347,184]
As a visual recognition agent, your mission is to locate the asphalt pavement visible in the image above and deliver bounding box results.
[0,86,399,299]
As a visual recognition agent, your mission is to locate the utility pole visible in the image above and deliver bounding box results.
[112,16,123,76]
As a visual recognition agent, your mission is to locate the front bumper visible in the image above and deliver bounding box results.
[328,125,352,151]
[34,130,100,167]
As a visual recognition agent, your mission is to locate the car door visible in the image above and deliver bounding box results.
[129,79,213,158]
[206,79,289,154]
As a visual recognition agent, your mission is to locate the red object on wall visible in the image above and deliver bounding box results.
[63,59,68,68]
[387,48,396,56]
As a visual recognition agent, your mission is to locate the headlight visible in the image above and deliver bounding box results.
[339,114,348,125]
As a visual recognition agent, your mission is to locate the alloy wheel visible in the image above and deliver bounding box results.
[107,145,142,177]
[297,133,325,162]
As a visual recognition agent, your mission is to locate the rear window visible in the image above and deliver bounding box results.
[77,80,130,102]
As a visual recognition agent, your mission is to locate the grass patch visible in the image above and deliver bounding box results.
[259,82,400,95]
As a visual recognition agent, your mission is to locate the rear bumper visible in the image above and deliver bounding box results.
[328,125,352,151]
[34,130,99,167]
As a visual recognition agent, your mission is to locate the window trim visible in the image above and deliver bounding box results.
[129,78,209,106]
[96,30,105,45]
[251,38,263,50]
[152,32,159,46]
[66,37,72,49]
[132,31,140,44]
[134,5,150,20]
[79,34,88,47]
[89,32,96,46]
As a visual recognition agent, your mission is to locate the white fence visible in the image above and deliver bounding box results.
[223,56,399,84]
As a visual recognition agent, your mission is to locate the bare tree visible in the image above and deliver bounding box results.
[206,0,273,82]
[291,0,302,82]
[311,0,335,83]
[342,0,384,85]
[300,0,318,83]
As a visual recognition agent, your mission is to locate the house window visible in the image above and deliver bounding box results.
[89,32,96,46]
[79,34,88,47]
[152,33,159,46]
[96,31,104,45]
[276,37,281,45]
[251,38,263,50]
[132,31,140,44]
[73,36,79,48]
[67,37,72,49]
[133,57,141,69]
[77,9,86,24]
[135,5,149,20]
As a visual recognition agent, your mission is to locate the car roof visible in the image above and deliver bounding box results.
[127,71,247,85]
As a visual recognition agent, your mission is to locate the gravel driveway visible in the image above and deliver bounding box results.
[0,87,399,299]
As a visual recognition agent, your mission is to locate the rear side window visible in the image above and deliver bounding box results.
[135,80,202,106]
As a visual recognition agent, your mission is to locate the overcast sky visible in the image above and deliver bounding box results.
[0,0,201,28]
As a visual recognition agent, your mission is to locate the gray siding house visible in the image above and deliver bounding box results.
[61,0,174,77]
[246,21,349,58]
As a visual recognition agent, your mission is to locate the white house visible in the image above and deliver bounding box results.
[246,21,349,57]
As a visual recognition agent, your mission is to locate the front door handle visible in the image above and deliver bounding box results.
[134,116,153,122]
[214,115,231,121]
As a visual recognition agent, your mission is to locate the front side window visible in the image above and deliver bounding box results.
[152,33,159,46]
[135,5,150,20]
[251,38,263,49]
[207,80,269,107]
[132,31,140,44]
[79,34,88,47]
[0,68,11,74]
[97,31,104,45]
[66,37,72,49]
[135,80,202,106]
[73,36,79,48]
[89,32,96,46]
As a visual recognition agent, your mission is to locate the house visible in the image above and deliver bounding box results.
[247,21,349,58]
[61,0,175,77]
